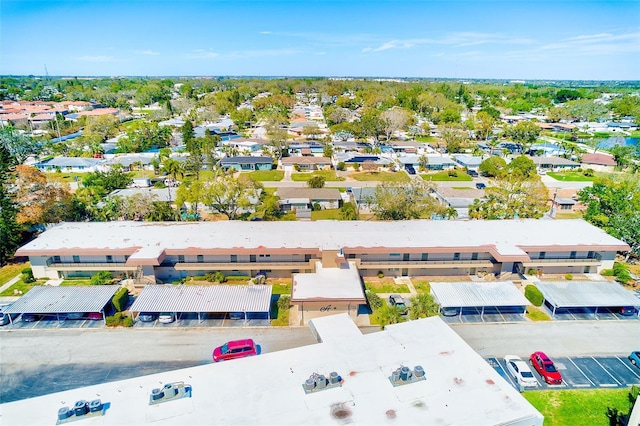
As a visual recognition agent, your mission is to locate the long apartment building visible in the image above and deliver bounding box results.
[16,220,629,283]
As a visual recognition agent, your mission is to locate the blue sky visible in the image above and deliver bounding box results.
[1,0,639,80]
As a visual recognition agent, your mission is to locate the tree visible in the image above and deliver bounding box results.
[475,111,496,141]
[339,202,358,220]
[83,115,120,142]
[380,108,410,141]
[368,180,453,220]
[478,156,507,177]
[176,179,205,220]
[469,176,549,219]
[441,125,468,153]
[506,121,540,154]
[373,303,406,330]
[302,125,322,140]
[0,144,21,266]
[408,293,440,320]
[203,171,261,220]
[322,143,334,159]
[609,146,635,170]
[508,155,537,179]
[81,164,133,197]
[0,126,41,164]
[118,121,171,153]
[161,158,184,200]
[307,175,326,189]
[146,201,177,221]
[181,120,195,148]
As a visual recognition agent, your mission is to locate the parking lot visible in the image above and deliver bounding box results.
[2,313,271,329]
[488,355,640,391]
[542,301,640,321]
[441,306,528,324]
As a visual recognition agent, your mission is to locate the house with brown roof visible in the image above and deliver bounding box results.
[281,156,332,172]
[580,153,617,172]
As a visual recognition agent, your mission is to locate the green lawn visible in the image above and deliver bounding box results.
[0,261,29,285]
[451,186,475,190]
[271,282,292,295]
[311,209,341,220]
[523,389,631,426]
[46,172,87,184]
[60,279,93,286]
[421,171,473,181]
[365,281,410,293]
[244,170,284,181]
[414,136,437,143]
[350,171,410,182]
[525,306,551,321]
[412,280,431,293]
[0,279,43,296]
[547,172,595,182]
[291,170,344,181]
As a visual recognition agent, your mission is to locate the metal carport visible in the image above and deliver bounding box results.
[430,281,531,320]
[129,285,273,322]
[536,281,640,317]
[1,285,120,324]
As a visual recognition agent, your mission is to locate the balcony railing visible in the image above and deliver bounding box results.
[174,260,314,271]
[355,259,494,268]
[48,262,138,271]
[522,258,600,266]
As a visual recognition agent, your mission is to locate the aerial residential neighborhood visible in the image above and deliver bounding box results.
[1,0,639,425]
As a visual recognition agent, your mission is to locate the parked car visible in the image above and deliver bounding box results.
[618,307,638,316]
[213,339,258,362]
[529,351,562,385]
[138,313,157,322]
[442,307,460,317]
[467,169,478,177]
[158,312,175,324]
[504,355,538,388]
[405,165,416,175]
[87,312,103,321]
[21,313,39,322]
[388,294,407,314]
[66,312,85,320]
[476,182,486,190]
[0,310,10,326]
[629,351,640,368]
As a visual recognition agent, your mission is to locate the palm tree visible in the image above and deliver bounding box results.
[408,293,440,320]
[161,158,183,202]
[373,304,406,330]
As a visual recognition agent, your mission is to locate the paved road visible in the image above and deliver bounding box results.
[1,321,637,402]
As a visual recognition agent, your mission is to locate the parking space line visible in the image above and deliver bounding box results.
[591,357,621,385]
[616,356,640,380]
[567,358,596,386]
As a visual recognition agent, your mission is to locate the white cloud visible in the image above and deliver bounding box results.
[185,49,220,59]
[133,50,160,56]
[260,31,272,35]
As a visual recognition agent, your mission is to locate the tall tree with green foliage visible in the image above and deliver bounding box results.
[368,180,455,220]
[469,176,549,219]
[203,171,261,220]
[0,144,22,265]
[506,121,540,154]
[0,126,41,164]
[408,293,440,319]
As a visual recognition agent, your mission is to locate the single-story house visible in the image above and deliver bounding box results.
[219,156,274,171]
[276,188,341,211]
[281,156,332,172]
[398,154,456,171]
[580,153,617,172]
[551,197,577,214]
[530,156,580,171]
[451,154,484,171]
[34,157,103,173]
[105,154,155,171]
[334,152,394,168]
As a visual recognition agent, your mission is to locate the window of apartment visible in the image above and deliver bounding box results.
[347,253,356,259]
[403,253,410,261]
[125,255,129,262]
[197,255,204,263]
[304,254,311,262]
[421,253,428,261]
[106,255,113,263]
[570,251,576,259]
[453,253,460,261]
[231,255,237,263]
[471,252,478,260]
[259,254,271,258]
[73,255,80,263]
[390,253,401,257]
[53,255,61,263]
[178,255,184,263]
[539,252,546,259]
[250,255,256,263]
[587,251,594,259]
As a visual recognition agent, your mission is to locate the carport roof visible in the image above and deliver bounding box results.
[2,285,120,314]
[430,281,530,308]
[536,281,640,308]
[129,285,272,313]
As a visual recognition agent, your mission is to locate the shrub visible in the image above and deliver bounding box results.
[21,268,35,283]
[525,285,544,307]
[312,202,321,211]
[600,269,614,276]
[564,273,573,280]
[111,287,130,312]
[106,312,133,327]
[225,275,249,282]
[448,169,458,177]
[377,271,384,278]
[204,271,225,282]
[366,290,383,310]
[277,295,291,312]
[583,168,595,177]
[527,269,537,276]
[337,162,345,171]
[91,271,113,285]
[612,262,631,283]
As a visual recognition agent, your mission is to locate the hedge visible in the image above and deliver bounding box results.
[111,287,130,312]
[106,312,133,327]
[366,290,383,310]
[525,285,544,307]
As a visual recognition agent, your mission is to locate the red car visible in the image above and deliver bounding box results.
[212,339,258,362]
[529,351,562,384]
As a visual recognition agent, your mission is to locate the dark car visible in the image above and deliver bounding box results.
[476,182,486,190]
[0,310,10,326]
[629,351,640,368]
[21,313,39,322]
[405,165,416,175]
[213,339,258,362]
[138,313,157,322]
[388,294,407,314]
[87,312,103,321]
[467,169,478,177]
[618,307,638,316]
[529,351,562,385]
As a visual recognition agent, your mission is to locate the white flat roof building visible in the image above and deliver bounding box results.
[0,314,544,425]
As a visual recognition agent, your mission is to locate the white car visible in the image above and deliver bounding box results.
[503,355,538,388]
[158,313,175,324]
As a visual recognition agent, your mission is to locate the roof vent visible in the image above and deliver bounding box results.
[303,371,343,394]
[389,365,426,387]
[148,381,192,405]
[56,398,106,424]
